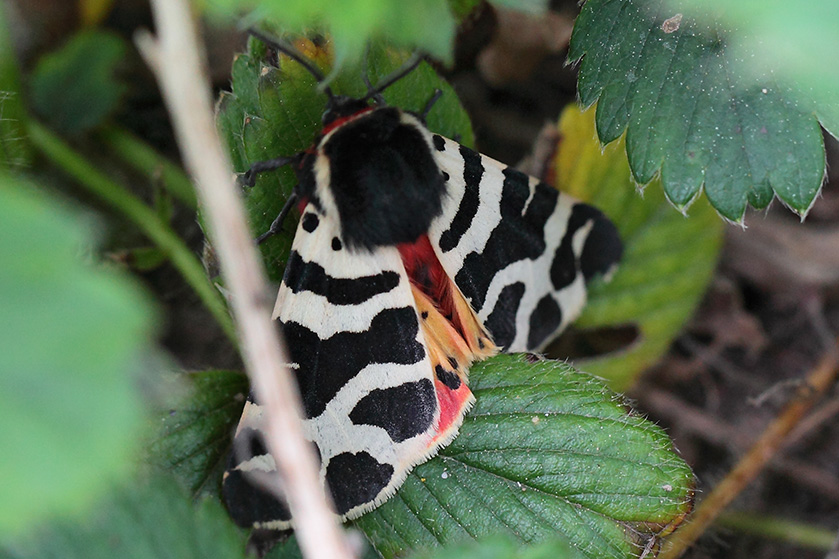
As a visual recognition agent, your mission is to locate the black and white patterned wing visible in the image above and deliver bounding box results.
[223,203,456,530]
[427,133,622,352]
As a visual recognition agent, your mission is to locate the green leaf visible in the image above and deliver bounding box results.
[0,178,158,537]
[146,370,249,496]
[568,0,832,221]
[109,246,168,272]
[554,105,723,390]
[96,125,198,209]
[203,0,456,64]
[0,475,247,559]
[487,0,549,14]
[263,534,381,559]
[447,0,483,20]
[409,535,572,559]
[164,359,692,558]
[666,0,839,136]
[217,38,473,283]
[355,355,693,559]
[29,30,128,135]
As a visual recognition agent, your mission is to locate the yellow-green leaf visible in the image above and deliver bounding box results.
[554,105,723,390]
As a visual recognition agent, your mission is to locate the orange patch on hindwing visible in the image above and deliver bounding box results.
[400,235,497,442]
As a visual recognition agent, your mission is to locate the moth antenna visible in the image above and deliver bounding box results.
[256,191,300,244]
[248,28,336,100]
[362,52,425,101]
[362,44,387,106]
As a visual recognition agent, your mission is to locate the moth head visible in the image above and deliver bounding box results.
[321,96,373,129]
[312,109,447,251]
[248,31,440,249]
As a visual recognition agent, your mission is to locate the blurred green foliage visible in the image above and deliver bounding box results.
[0,180,159,538]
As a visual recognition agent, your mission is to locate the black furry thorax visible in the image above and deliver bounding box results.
[296,107,447,250]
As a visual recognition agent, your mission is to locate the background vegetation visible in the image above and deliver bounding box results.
[1,0,837,558]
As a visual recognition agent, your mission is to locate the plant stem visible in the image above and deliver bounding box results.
[716,511,836,551]
[97,124,197,209]
[660,343,839,559]
[137,2,354,558]
[0,2,33,169]
[26,119,236,343]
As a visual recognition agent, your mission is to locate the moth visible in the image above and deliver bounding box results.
[223,34,623,531]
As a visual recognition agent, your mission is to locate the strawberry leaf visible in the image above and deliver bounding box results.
[356,355,692,559]
[146,370,248,497]
[569,0,834,221]
[153,357,693,559]
[29,30,127,135]
[408,535,572,559]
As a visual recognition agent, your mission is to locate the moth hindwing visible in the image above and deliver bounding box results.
[222,37,623,531]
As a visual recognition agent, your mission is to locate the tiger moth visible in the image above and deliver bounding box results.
[222,34,624,531]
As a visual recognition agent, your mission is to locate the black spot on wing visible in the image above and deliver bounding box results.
[325,452,395,515]
[482,282,525,350]
[323,107,445,249]
[331,237,343,251]
[302,213,319,233]
[550,203,620,290]
[439,146,483,253]
[433,134,446,151]
[435,365,462,390]
[527,295,563,349]
[223,469,292,527]
[580,207,622,281]
[223,427,293,528]
[236,425,268,460]
[283,250,400,305]
[455,171,557,312]
[281,307,425,418]
[348,378,436,442]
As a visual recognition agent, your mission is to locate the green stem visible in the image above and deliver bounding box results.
[0,3,33,169]
[96,125,197,209]
[716,511,837,551]
[27,119,237,344]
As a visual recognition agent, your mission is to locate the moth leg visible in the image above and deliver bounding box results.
[256,191,299,244]
[240,155,295,188]
[419,89,443,123]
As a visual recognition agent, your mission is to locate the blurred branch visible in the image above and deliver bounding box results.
[135,1,354,558]
[640,385,839,501]
[827,530,839,559]
[0,2,33,169]
[660,342,839,559]
[26,119,236,343]
[716,511,836,551]
[97,124,197,209]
